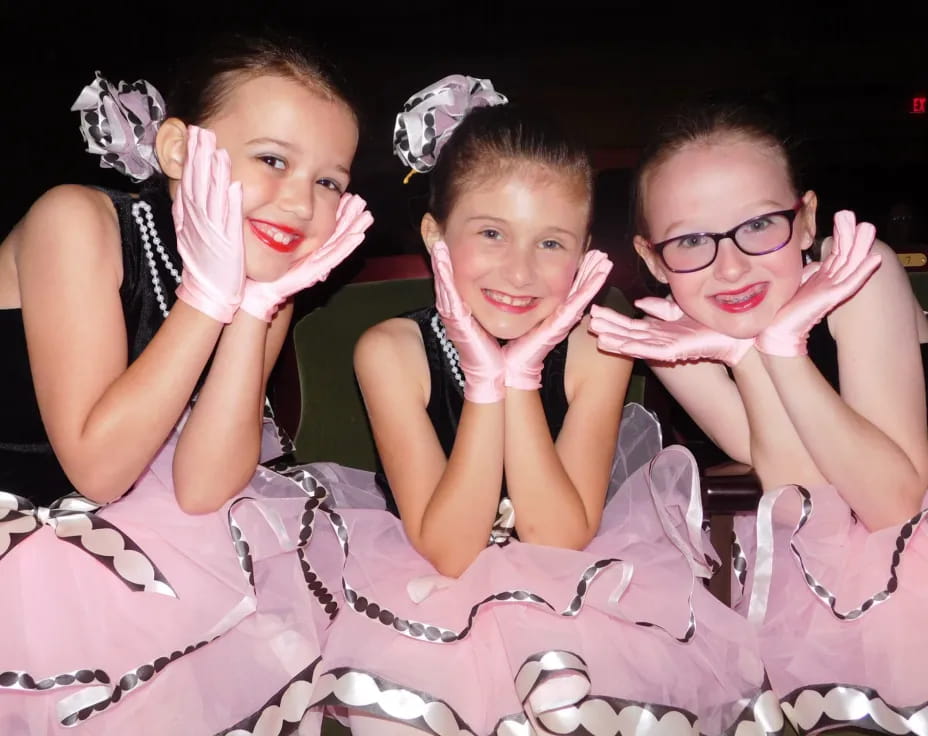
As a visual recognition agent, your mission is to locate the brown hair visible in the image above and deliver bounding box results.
[166,31,357,127]
[428,104,593,229]
[633,101,803,238]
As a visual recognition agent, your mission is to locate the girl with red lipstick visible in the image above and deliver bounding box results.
[590,102,928,734]
[0,33,372,733]
[300,76,774,736]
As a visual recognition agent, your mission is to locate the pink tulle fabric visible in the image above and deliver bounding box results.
[0,419,329,735]
[733,485,928,735]
[304,405,779,735]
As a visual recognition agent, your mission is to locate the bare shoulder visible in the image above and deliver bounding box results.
[20,185,117,235]
[355,317,423,363]
[354,317,428,389]
[15,185,120,266]
[831,238,916,325]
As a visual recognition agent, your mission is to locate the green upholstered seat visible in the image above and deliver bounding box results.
[292,276,435,468]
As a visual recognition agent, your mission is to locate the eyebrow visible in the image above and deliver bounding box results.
[246,137,351,176]
[464,215,580,238]
[246,137,296,149]
[662,201,789,235]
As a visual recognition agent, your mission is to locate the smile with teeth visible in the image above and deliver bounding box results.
[482,289,538,312]
[248,219,304,253]
[711,282,768,312]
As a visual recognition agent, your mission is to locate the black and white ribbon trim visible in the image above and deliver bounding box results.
[228,498,257,591]
[298,548,339,620]
[309,656,785,736]
[2,488,291,725]
[50,477,330,727]
[732,529,748,597]
[263,398,295,457]
[0,668,110,694]
[749,485,928,624]
[781,683,928,735]
[57,638,218,727]
[0,491,176,596]
[249,466,343,625]
[314,666,474,734]
[218,658,322,736]
[297,466,700,645]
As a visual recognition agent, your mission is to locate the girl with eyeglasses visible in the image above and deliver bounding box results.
[590,102,928,734]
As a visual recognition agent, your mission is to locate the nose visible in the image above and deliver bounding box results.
[501,245,536,288]
[712,236,751,283]
[279,177,314,221]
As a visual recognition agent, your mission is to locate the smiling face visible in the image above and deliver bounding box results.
[424,162,589,340]
[187,74,359,282]
[635,134,817,338]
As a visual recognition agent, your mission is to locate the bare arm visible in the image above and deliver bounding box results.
[506,318,630,548]
[728,348,823,485]
[650,359,753,465]
[172,301,293,513]
[760,240,928,527]
[355,319,502,577]
[15,185,223,503]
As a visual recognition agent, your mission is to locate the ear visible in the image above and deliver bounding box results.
[420,213,444,252]
[155,117,188,182]
[633,234,669,284]
[798,190,818,252]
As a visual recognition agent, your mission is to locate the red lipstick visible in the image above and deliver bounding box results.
[248,219,304,253]
[711,283,768,313]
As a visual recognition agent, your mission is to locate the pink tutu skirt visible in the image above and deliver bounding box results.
[0,417,335,735]
[299,405,782,735]
[733,485,928,735]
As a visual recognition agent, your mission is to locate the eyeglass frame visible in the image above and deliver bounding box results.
[647,201,805,274]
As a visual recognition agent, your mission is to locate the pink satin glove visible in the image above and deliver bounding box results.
[173,126,245,323]
[432,241,505,403]
[503,249,613,390]
[240,194,374,321]
[755,210,880,357]
[590,297,753,366]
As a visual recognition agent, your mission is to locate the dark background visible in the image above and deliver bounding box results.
[3,2,925,453]
[2,2,926,265]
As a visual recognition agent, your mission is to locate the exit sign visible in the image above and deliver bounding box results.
[912,96,927,114]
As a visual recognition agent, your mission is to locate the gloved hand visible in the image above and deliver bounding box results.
[240,194,373,321]
[590,297,753,366]
[173,125,245,323]
[432,240,505,403]
[755,210,880,357]
[503,249,613,389]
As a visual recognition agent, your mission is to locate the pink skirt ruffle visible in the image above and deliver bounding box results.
[302,405,780,735]
[733,485,928,735]
[0,419,333,735]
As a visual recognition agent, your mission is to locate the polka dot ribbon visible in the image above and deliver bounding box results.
[748,485,928,625]
[71,71,166,182]
[0,491,176,596]
[308,654,786,736]
[393,74,508,174]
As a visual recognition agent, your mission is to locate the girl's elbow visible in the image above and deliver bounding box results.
[430,556,469,579]
[173,471,249,515]
[413,533,479,579]
[897,487,926,525]
[65,465,133,506]
[174,487,223,515]
[518,522,598,551]
[862,490,924,531]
